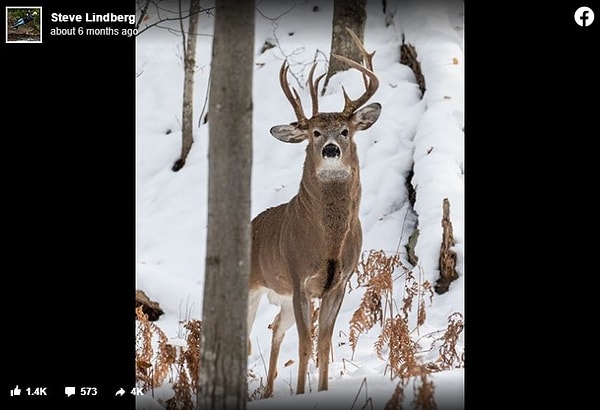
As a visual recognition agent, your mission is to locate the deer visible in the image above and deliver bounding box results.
[248,28,381,398]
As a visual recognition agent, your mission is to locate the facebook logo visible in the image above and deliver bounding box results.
[574,6,595,27]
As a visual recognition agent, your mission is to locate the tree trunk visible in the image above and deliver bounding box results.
[197,0,254,409]
[173,0,201,172]
[322,0,367,95]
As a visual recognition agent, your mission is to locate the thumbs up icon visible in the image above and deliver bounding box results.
[10,385,21,396]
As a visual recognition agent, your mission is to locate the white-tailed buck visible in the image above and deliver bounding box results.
[249,28,381,397]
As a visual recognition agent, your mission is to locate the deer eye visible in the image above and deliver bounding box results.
[313,130,321,138]
[341,129,349,138]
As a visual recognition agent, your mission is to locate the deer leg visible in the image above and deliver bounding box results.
[264,297,294,398]
[316,286,346,391]
[292,286,313,394]
[247,287,264,355]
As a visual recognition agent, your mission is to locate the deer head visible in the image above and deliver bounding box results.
[270,29,381,182]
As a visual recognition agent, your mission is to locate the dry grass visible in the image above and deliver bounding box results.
[348,250,401,355]
[425,312,465,372]
[247,373,267,401]
[384,366,439,410]
[348,250,464,409]
[136,306,174,391]
[135,306,202,408]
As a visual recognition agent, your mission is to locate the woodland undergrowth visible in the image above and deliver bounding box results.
[135,250,464,409]
[136,306,201,409]
[347,249,464,409]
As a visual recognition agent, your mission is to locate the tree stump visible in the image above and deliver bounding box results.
[400,34,426,97]
[406,228,419,266]
[435,198,458,294]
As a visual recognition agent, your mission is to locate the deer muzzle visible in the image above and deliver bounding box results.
[322,143,341,159]
[317,143,350,181]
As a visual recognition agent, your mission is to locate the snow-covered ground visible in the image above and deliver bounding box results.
[136,1,464,408]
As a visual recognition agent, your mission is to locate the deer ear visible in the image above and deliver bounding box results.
[270,124,309,143]
[351,102,381,131]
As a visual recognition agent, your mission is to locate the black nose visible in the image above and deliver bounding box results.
[322,144,341,158]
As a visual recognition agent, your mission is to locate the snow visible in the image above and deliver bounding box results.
[135,0,464,408]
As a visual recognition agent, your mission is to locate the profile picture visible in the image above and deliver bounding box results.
[6,6,42,43]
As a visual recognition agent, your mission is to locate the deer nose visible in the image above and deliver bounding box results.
[322,143,341,158]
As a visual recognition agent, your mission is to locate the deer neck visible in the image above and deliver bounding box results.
[297,153,361,243]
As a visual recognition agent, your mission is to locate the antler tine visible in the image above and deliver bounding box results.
[279,60,308,126]
[332,27,379,117]
[307,63,327,117]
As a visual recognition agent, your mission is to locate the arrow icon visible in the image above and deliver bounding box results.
[115,388,126,396]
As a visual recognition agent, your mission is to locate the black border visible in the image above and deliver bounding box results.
[3,2,135,407]
[466,1,599,406]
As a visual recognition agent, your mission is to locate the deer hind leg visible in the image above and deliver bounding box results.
[264,295,294,398]
[316,285,345,391]
[247,287,264,355]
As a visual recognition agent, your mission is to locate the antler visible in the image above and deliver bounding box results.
[307,63,327,117]
[279,61,308,127]
[279,60,327,125]
[331,27,379,117]
[279,27,377,122]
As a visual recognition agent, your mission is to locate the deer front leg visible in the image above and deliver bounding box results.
[292,285,313,394]
[264,297,294,398]
[317,285,345,391]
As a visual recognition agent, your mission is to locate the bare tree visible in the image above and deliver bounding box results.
[135,0,214,36]
[322,0,367,94]
[172,0,201,171]
[197,0,254,408]
[136,0,212,171]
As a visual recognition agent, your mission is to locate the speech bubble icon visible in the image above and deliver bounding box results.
[65,386,76,397]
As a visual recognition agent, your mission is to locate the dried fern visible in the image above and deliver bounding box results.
[351,237,460,410]
[153,325,176,387]
[167,350,194,410]
[135,305,204,406]
[400,269,433,322]
[412,370,437,410]
[349,250,399,353]
[135,306,154,390]
[375,315,419,380]
[183,319,202,389]
[384,382,405,410]
[439,312,463,368]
